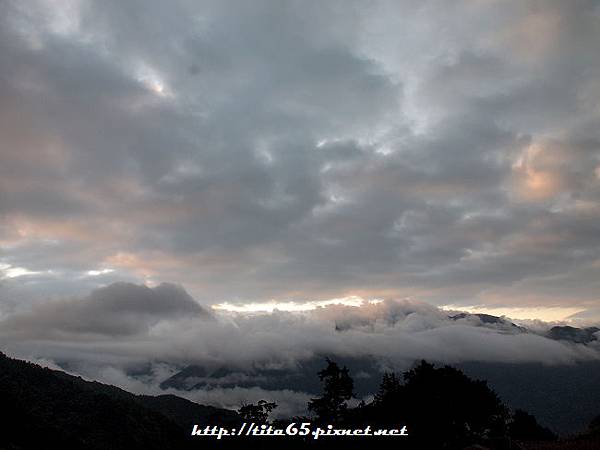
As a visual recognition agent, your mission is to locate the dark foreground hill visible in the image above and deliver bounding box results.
[0,352,239,450]
[2,351,600,450]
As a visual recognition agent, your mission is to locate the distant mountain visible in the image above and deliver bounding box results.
[450,313,600,345]
[160,355,384,396]
[162,355,600,436]
[0,352,239,450]
[137,394,239,430]
[161,313,534,394]
[449,312,527,332]
[547,325,599,344]
[457,360,600,436]
[159,313,600,436]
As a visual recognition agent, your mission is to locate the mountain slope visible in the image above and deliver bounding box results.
[547,326,599,344]
[0,352,239,450]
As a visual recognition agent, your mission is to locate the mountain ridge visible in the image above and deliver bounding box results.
[0,351,239,450]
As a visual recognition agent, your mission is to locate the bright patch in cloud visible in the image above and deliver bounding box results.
[212,296,382,313]
[135,63,171,97]
[442,304,587,322]
[86,268,115,277]
[0,264,42,278]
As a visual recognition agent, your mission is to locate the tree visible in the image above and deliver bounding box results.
[374,372,402,405]
[362,371,404,426]
[238,400,277,424]
[398,360,509,448]
[307,358,354,423]
[587,414,600,436]
[509,409,557,441]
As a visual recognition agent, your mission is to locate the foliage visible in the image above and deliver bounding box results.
[238,400,278,423]
[588,414,600,435]
[350,360,510,449]
[374,371,402,404]
[508,409,557,441]
[307,358,354,423]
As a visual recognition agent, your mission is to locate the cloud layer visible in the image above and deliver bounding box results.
[1,283,597,370]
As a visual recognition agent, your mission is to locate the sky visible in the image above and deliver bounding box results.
[1,0,600,324]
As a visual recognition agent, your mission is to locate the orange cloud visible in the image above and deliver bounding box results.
[510,141,567,201]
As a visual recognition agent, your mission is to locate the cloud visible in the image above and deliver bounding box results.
[0,1,599,319]
[0,282,211,338]
[1,285,597,371]
[1,282,597,417]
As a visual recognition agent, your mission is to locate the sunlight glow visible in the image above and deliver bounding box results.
[441,304,586,322]
[86,268,115,276]
[135,63,171,97]
[212,296,383,313]
[0,264,42,278]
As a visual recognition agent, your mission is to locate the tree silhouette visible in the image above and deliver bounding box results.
[238,400,278,424]
[508,409,557,441]
[374,372,402,404]
[307,358,354,423]
[405,361,508,447]
[368,360,509,449]
[360,371,405,426]
[589,414,600,435]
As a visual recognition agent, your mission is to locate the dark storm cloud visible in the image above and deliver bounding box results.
[0,282,210,338]
[0,0,599,317]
